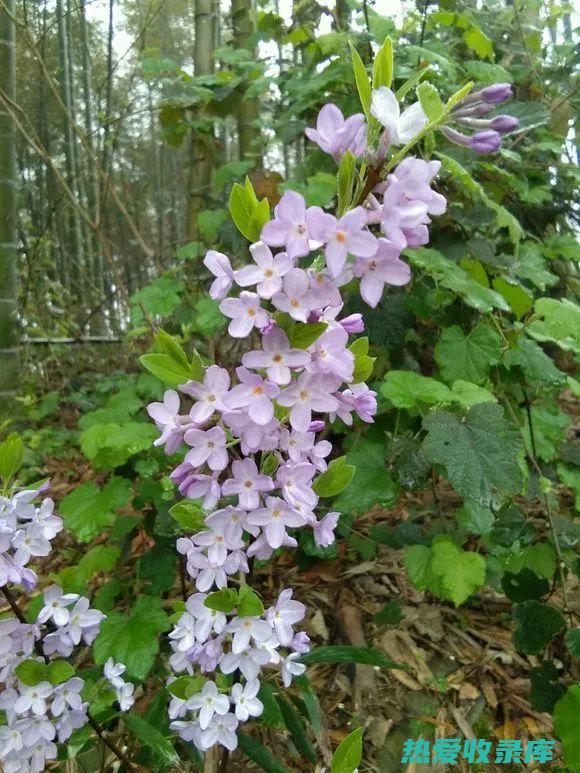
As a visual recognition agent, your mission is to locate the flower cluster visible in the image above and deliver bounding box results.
[0,490,132,772]
[104,658,136,710]
[445,83,519,153]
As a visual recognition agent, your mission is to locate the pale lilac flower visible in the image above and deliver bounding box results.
[242,327,310,385]
[26,499,62,541]
[116,681,135,711]
[261,190,311,259]
[42,629,74,658]
[291,631,311,654]
[386,158,447,217]
[221,459,274,510]
[247,531,297,560]
[276,461,318,508]
[219,646,271,680]
[12,523,51,564]
[200,712,239,751]
[193,526,244,566]
[187,681,230,730]
[247,496,306,549]
[219,292,269,338]
[224,367,279,426]
[184,426,228,472]
[171,466,221,509]
[278,372,340,432]
[14,715,55,745]
[313,511,340,548]
[307,324,354,381]
[51,678,84,717]
[66,597,105,645]
[308,271,343,308]
[104,658,126,689]
[354,237,410,308]
[370,87,427,146]
[266,589,306,646]
[180,366,231,424]
[231,679,263,722]
[55,710,87,743]
[307,207,377,278]
[14,682,53,716]
[281,652,306,687]
[337,383,377,424]
[340,313,364,334]
[235,242,293,299]
[271,268,317,322]
[205,507,255,543]
[0,726,23,757]
[227,616,273,654]
[204,250,234,300]
[280,429,330,470]
[187,550,228,591]
[186,593,227,641]
[37,585,79,627]
[147,389,185,453]
[305,103,366,160]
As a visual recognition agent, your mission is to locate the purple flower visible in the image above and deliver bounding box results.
[354,237,411,308]
[171,466,221,509]
[261,190,311,259]
[276,461,318,508]
[305,103,367,161]
[226,615,273,654]
[480,83,513,104]
[219,292,269,338]
[313,511,340,548]
[266,589,306,646]
[224,367,279,426]
[147,390,186,453]
[184,426,228,471]
[281,652,306,687]
[37,585,79,627]
[278,372,340,432]
[219,646,271,680]
[307,206,377,278]
[242,327,310,385]
[339,313,364,334]
[334,383,377,424]
[193,525,244,566]
[490,115,519,133]
[204,250,234,300]
[470,130,502,153]
[246,496,306,549]
[180,366,230,424]
[307,324,354,381]
[187,682,230,731]
[234,242,294,299]
[221,458,274,510]
[271,268,317,322]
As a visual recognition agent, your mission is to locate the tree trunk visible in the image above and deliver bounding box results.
[0,0,18,416]
[186,0,215,239]
[231,0,262,166]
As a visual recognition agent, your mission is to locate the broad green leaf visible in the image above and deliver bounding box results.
[373,36,393,89]
[422,403,524,507]
[80,421,158,469]
[463,25,493,60]
[300,646,398,669]
[140,353,191,387]
[229,181,260,242]
[352,354,375,383]
[47,660,76,686]
[455,501,494,536]
[122,713,179,766]
[449,380,496,408]
[381,370,452,409]
[0,432,24,482]
[93,596,170,681]
[491,278,533,319]
[504,337,566,387]
[248,197,271,240]
[168,500,206,532]
[15,659,47,686]
[429,541,486,606]
[416,82,444,122]
[348,337,369,356]
[332,728,363,773]
[167,675,207,700]
[530,662,566,713]
[313,456,355,497]
[512,600,565,655]
[337,151,356,216]
[501,569,550,603]
[192,297,225,336]
[204,588,239,612]
[554,686,580,770]
[60,477,132,542]
[506,542,557,580]
[434,325,502,385]
[404,545,432,589]
[348,42,372,122]
[130,276,184,324]
[237,586,264,617]
[289,322,327,349]
[529,298,580,352]
[238,732,290,773]
[334,441,399,515]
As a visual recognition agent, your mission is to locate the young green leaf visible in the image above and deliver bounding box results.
[416,81,444,122]
[332,728,363,773]
[47,660,76,686]
[122,713,179,765]
[289,322,327,349]
[139,353,191,387]
[0,432,24,482]
[337,151,356,216]
[348,337,369,356]
[153,329,189,370]
[348,42,372,123]
[237,586,264,617]
[15,659,47,686]
[238,732,290,773]
[313,456,355,497]
[204,588,239,613]
[373,36,393,89]
[168,500,206,532]
[554,686,580,769]
[167,675,207,700]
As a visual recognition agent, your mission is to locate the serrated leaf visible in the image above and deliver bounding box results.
[435,325,502,385]
[530,661,566,713]
[455,500,494,536]
[405,545,432,589]
[554,686,580,769]
[60,477,132,542]
[429,541,486,606]
[422,403,524,507]
[332,727,363,773]
[300,645,398,669]
[512,600,566,655]
[381,371,452,409]
[334,441,399,515]
[313,456,355,497]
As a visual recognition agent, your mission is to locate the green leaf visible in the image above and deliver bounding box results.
[47,660,76,686]
[238,732,290,773]
[352,354,375,384]
[130,276,184,323]
[501,569,550,603]
[289,322,327,349]
[337,151,356,216]
[381,370,452,409]
[192,297,225,337]
[332,728,363,773]
[455,501,494,536]
[348,42,372,122]
[449,381,496,408]
[248,198,271,240]
[422,403,524,507]
[565,629,580,658]
[93,596,170,681]
[0,432,24,481]
[512,600,566,655]
[122,713,179,766]
[530,662,566,713]
[373,36,393,89]
[258,683,286,728]
[60,477,132,542]
[295,676,323,736]
[15,659,47,686]
[529,298,580,353]
[463,25,493,59]
[506,542,557,580]
[313,456,355,497]
[404,545,432,589]
[416,82,444,122]
[434,325,502,385]
[491,278,533,319]
[276,694,317,763]
[504,337,566,387]
[229,178,269,242]
[140,353,191,387]
[429,541,486,606]
[168,500,206,532]
[334,441,399,515]
[153,329,189,370]
[395,66,429,101]
[373,600,404,626]
[300,646,398,670]
[167,675,207,700]
[554,686,580,769]
[237,586,264,617]
[204,588,239,613]
[348,337,369,356]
